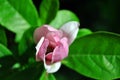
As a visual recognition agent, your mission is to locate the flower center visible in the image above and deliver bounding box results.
[45,45,55,65]
[46,45,54,54]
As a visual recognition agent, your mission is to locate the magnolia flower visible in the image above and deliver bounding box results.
[34,21,79,73]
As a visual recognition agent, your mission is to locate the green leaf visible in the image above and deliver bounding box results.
[0,44,12,58]
[63,31,120,79]
[0,0,39,42]
[40,71,56,80]
[50,10,79,29]
[39,0,59,24]
[77,28,92,39]
[18,27,35,55]
[0,27,7,46]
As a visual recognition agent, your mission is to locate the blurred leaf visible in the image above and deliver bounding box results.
[18,27,35,55]
[0,27,7,46]
[50,10,79,29]
[77,28,92,39]
[2,63,43,80]
[39,0,59,25]
[12,63,21,69]
[0,0,39,42]
[63,31,120,79]
[40,71,56,80]
[0,44,12,58]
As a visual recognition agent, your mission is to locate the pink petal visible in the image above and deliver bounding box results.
[52,37,68,63]
[60,21,80,45]
[36,38,49,61]
[45,52,53,65]
[43,52,61,73]
[34,25,57,43]
[36,37,44,61]
[46,30,63,43]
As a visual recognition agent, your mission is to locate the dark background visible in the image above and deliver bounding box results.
[32,0,120,80]
[33,0,120,33]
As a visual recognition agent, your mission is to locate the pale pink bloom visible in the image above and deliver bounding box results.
[34,21,80,73]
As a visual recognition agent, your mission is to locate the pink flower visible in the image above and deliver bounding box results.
[34,21,80,73]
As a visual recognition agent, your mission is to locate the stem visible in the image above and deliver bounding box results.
[46,71,49,80]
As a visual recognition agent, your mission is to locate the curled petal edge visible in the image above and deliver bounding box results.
[44,56,61,73]
[60,21,80,45]
[36,37,45,61]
